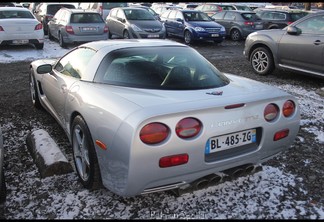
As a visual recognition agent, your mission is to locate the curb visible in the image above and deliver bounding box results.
[26,129,73,178]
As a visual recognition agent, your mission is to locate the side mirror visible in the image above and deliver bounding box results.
[287,26,302,35]
[37,64,52,74]
[176,18,183,23]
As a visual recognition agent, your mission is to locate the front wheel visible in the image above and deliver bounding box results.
[72,115,102,189]
[250,47,274,75]
[184,30,192,44]
[29,70,42,109]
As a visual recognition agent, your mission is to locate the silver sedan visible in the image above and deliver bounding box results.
[29,39,300,197]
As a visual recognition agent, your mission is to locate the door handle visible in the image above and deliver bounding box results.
[313,40,324,45]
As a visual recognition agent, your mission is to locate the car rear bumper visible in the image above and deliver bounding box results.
[63,34,108,43]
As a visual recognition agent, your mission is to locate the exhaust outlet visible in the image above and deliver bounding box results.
[245,164,255,174]
[208,174,222,186]
[232,168,244,177]
[195,179,209,190]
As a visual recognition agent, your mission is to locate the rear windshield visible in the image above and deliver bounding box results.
[102,3,128,10]
[95,46,230,90]
[290,12,307,21]
[241,13,261,20]
[47,4,75,15]
[70,13,104,23]
[0,10,34,19]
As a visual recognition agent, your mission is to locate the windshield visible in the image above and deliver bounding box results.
[124,9,155,20]
[0,10,34,19]
[183,11,212,21]
[95,46,230,90]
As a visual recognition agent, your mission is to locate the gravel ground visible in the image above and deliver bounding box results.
[0,39,323,219]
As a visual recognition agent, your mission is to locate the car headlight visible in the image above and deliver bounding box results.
[220,26,225,32]
[194,26,205,32]
[130,24,142,32]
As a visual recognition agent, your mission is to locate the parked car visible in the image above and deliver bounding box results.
[0,127,6,205]
[105,7,165,39]
[132,5,161,21]
[243,11,324,78]
[0,7,44,49]
[0,2,15,7]
[48,8,108,48]
[254,8,308,29]
[29,39,300,197]
[230,3,253,11]
[161,9,226,44]
[153,4,183,16]
[195,3,222,17]
[79,2,128,20]
[33,2,76,34]
[211,10,264,41]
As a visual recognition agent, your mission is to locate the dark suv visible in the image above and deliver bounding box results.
[254,8,308,29]
[33,2,76,34]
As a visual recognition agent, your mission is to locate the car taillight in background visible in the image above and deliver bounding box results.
[35,23,43,30]
[104,25,108,33]
[176,117,202,139]
[244,21,254,26]
[65,26,74,34]
[44,14,53,21]
[140,122,169,144]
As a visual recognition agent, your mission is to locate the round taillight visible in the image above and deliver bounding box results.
[176,117,202,139]
[282,100,295,117]
[264,103,279,122]
[140,122,169,144]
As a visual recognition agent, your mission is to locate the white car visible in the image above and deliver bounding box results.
[0,7,44,49]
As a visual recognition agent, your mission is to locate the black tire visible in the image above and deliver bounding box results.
[0,170,6,204]
[48,30,54,41]
[35,43,44,50]
[59,32,67,48]
[29,69,42,109]
[230,29,241,41]
[250,47,275,76]
[123,30,130,39]
[108,30,112,39]
[71,115,102,189]
[184,30,192,44]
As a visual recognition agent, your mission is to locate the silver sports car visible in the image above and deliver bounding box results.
[29,39,300,197]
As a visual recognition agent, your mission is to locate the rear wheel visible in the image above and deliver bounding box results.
[29,69,42,109]
[59,32,67,48]
[250,47,274,75]
[184,30,192,44]
[72,115,102,189]
[123,30,130,39]
[230,29,241,41]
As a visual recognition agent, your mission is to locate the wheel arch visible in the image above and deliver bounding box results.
[248,43,277,66]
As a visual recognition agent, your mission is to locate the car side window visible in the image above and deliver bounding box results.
[175,11,183,20]
[212,12,225,19]
[54,48,96,79]
[274,13,285,20]
[116,9,125,20]
[224,12,235,20]
[295,15,324,34]
[168,10,177,20]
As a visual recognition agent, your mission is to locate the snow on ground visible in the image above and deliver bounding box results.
[0,39,324,219]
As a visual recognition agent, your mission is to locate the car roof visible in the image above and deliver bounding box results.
[82,39,186,52]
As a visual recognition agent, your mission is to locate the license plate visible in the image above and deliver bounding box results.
[148,34,159,38]
[211,33,219,37]
[12,40,28,44]
[205,129,256,154]
[81,27,97,31]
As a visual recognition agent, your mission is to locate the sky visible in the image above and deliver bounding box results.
[0,39,323,219]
